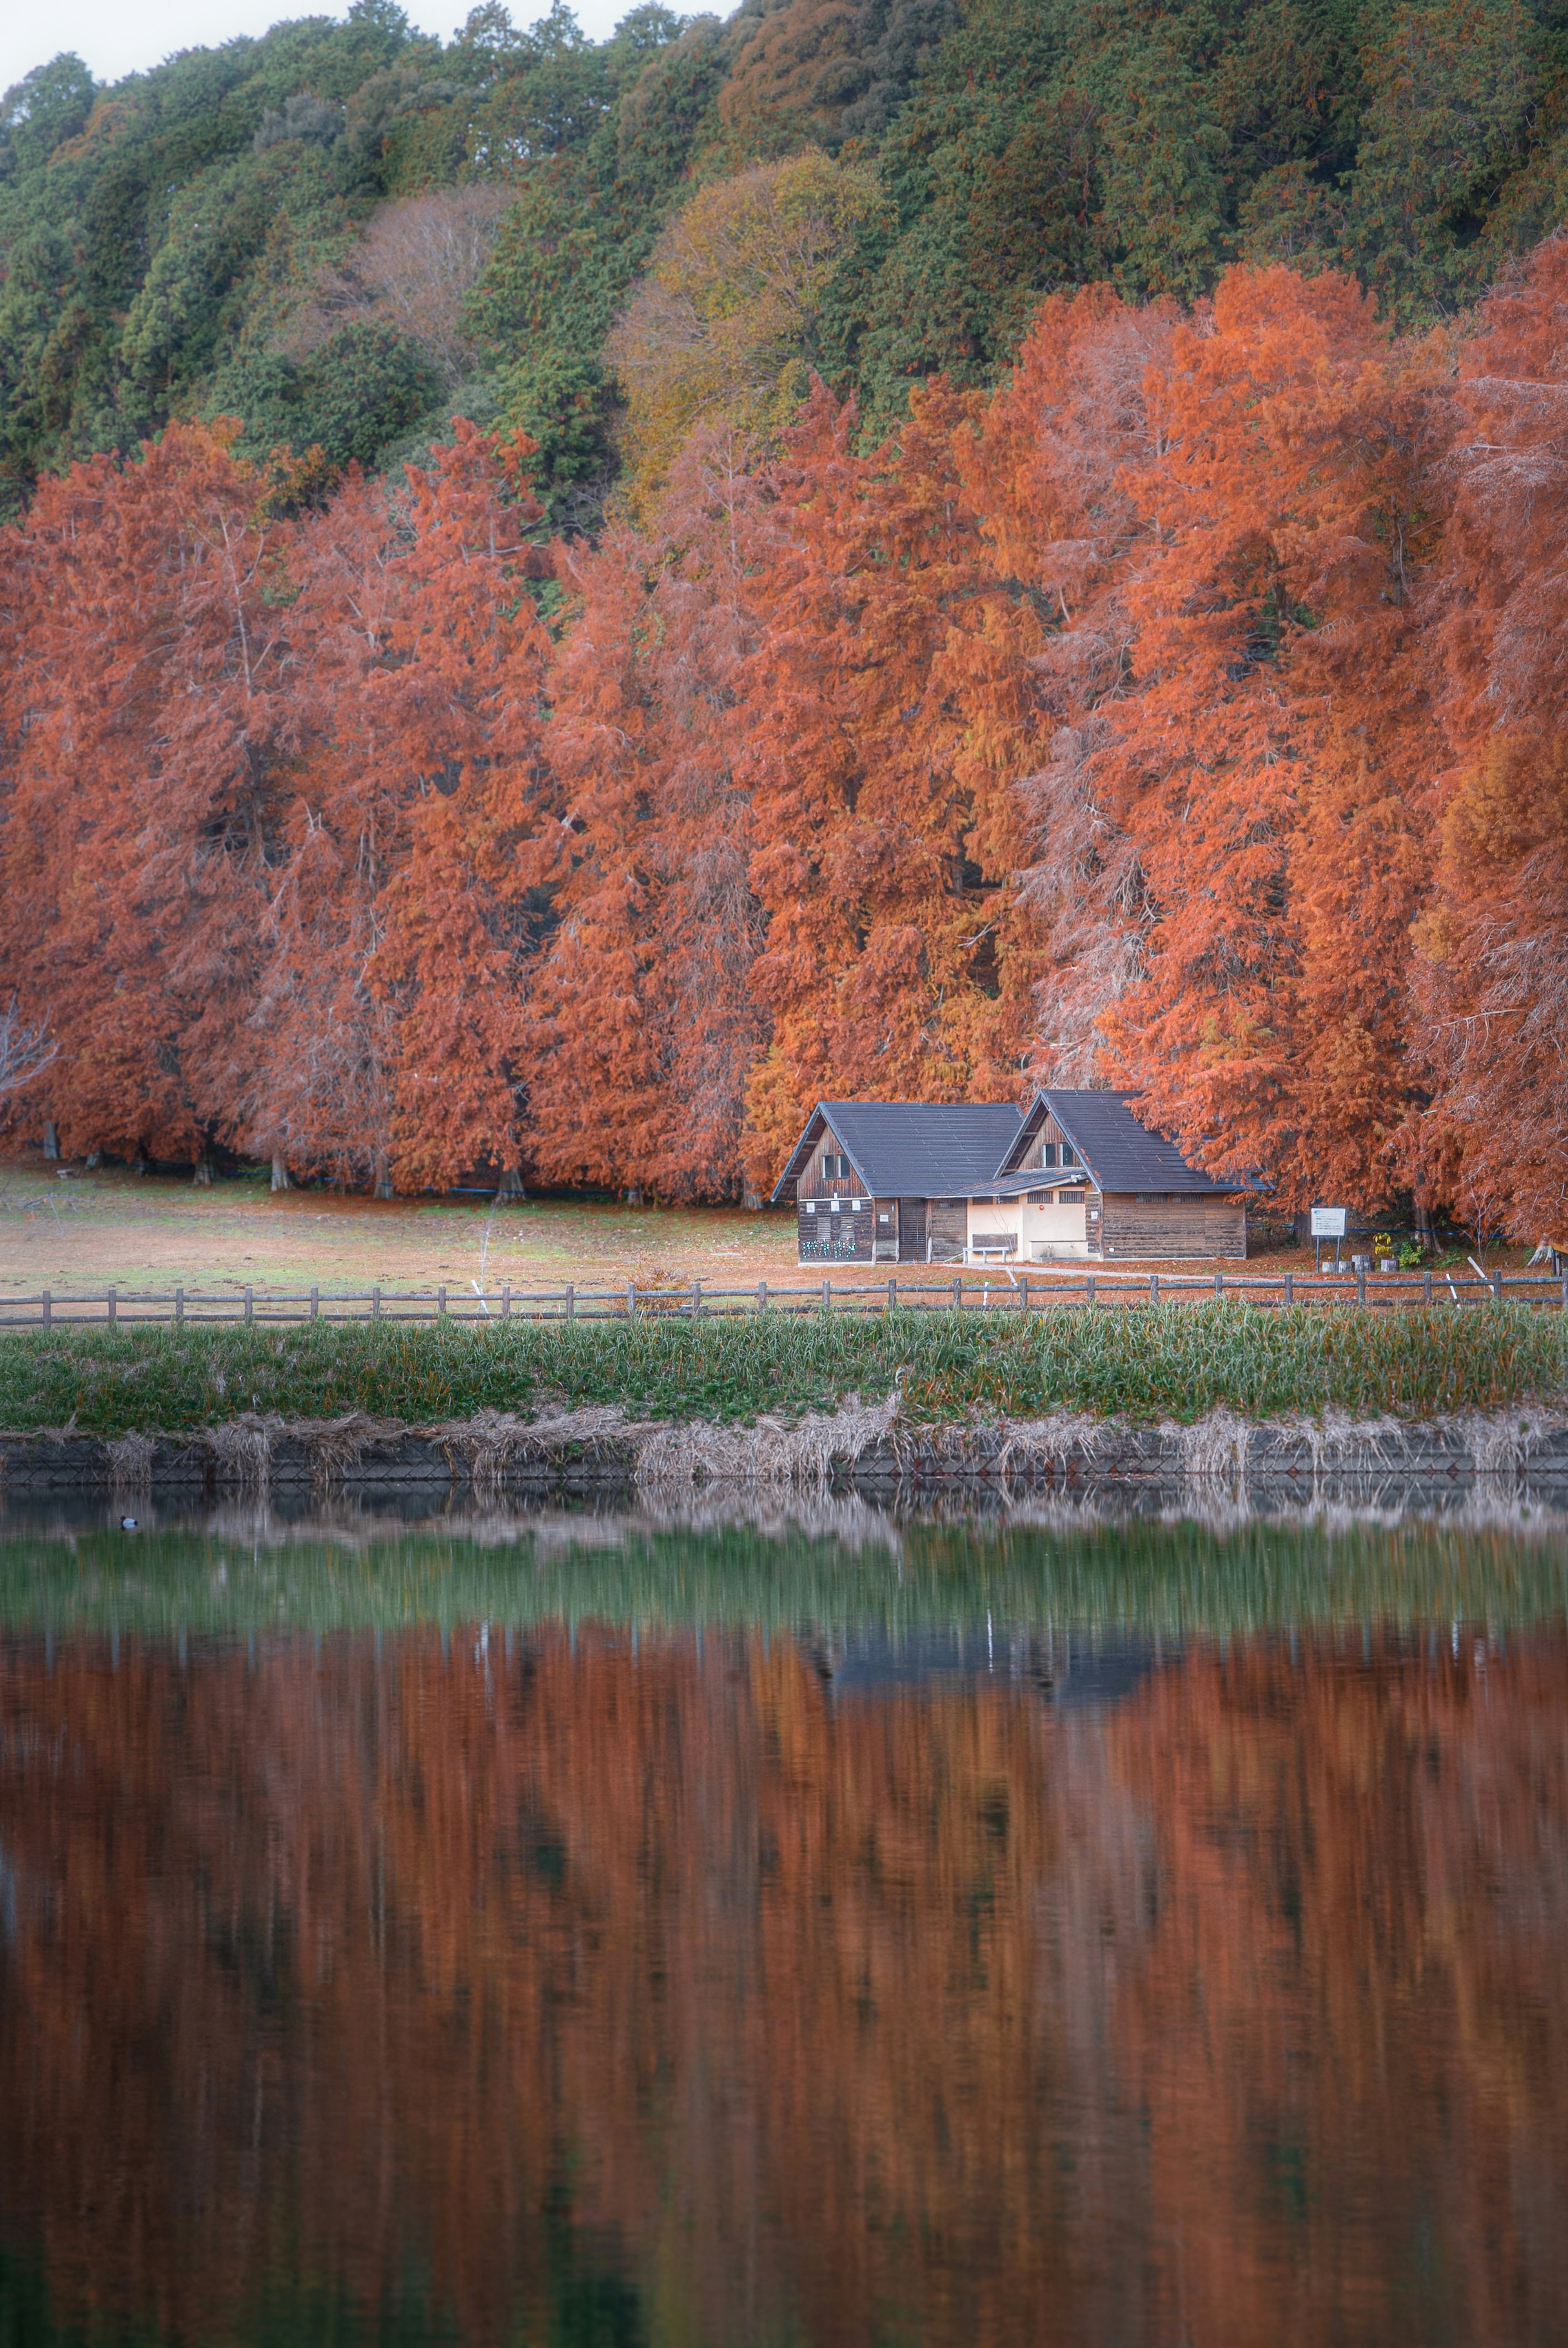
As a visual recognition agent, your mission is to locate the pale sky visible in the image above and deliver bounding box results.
[2,0,629,99]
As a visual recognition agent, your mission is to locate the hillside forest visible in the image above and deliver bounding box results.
[2,0,1568,1231]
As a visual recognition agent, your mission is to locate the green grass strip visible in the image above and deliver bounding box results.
[2,1302,1567,1436]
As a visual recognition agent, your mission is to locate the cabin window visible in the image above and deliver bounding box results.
[1042,1142,1058,1168]
[878,1211,891,1224]
[830,1197,841,1213]
[1061,1141,1078,1166]
[805,1201,817,1215]
[821,1151,846,1180]
[1026,1189,1051,1205]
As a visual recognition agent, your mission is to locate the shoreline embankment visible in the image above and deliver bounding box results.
[6,1397,1568,1504]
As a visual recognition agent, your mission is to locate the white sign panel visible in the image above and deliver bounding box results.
[1310,1206,1347,1237]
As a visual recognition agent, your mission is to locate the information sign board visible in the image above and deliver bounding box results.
[1310,1206,1347,1237]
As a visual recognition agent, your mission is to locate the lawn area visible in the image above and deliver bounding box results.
[2,1302,1566,1435]
[0,1155,800,1294]
[0,1151,1526,1303]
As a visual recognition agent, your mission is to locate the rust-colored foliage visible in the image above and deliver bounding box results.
[523,428,767,1199]
[0,424,295,1163]
[736,381,1038,1184]
[8,245,1568,1222]
[1415,233,1568,1237]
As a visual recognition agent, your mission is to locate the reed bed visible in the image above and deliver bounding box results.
[2,1301,1567,1438]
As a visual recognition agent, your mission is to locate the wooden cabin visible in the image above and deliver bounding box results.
[771,1094,1247,1264]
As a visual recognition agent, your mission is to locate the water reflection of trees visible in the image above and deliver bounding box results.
[0,1626,1563,2346]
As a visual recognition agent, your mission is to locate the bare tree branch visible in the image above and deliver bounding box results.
[0,995,58,1100]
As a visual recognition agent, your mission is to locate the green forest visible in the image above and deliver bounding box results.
[4,0,1567,524]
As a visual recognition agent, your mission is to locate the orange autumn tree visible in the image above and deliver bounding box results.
[527,427,768,1200]
[737,381,1040,1186]
[972,268,1442,1210]
[1103,265,1443,1210]
[959,284,1179,1084]
[223,423,554,1193]
[1414,232,1568,1239]
[0,424,297,1163]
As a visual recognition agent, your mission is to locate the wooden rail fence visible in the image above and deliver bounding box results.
[2,1269,1567,1327]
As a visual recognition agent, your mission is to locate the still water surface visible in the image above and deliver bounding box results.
[0,1498,1565,2346]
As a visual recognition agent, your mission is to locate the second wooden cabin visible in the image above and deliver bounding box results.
[771,1092,1247,1265]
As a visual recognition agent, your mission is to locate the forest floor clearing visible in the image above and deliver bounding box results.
[1,1304,1565,1439]
[0,1155,1529,1298]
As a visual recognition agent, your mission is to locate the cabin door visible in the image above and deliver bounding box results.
[897,1199,927,1262]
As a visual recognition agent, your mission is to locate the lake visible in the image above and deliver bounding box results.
[0,1492,1564,2345]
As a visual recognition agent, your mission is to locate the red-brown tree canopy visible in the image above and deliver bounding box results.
[5,242,1568,1232]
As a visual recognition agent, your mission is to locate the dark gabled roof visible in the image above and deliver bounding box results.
[997,1090,1243,1195]
[771,1100,1024,1203]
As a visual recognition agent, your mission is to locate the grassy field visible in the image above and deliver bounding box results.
[0,1151,1524,1300]
[0,1156,802,1293]
[1,1302,1566,1435]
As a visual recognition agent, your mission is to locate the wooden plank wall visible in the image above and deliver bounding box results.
[1099,1195,1247,1260]
[927,1200,967,1262]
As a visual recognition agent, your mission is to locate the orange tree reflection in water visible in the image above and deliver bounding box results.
[0,1625,1564,2346]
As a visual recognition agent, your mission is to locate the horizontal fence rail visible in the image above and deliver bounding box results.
[2,1269,1568,1327]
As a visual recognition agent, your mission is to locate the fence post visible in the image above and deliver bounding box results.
[888,1278,896,1314]
[438,1284,447,1319]
[1214,1269,1223,1298]
[1021,1276,1030,1311]
[41,1289,51,1330]
[502,1282,511,1322]
[1492,1268,1504,1304]
[175,1285,184,1329]
[1149,1272,1160,1309]
[107,1285,116,1327]
[1086,1274,1096,1309]
[1282,1273,1291,1307]
[1423,1271,1432,1307]
[565,1283,574,1322]
[692,1280,702,1320]
[822,1279,830,1312]
[757,1280,768,1313]
[953,1278,961,1311]
[1355,1266,1366,1307]
[628,1283,635,1318]
[373,1286,381,1322]
[244,1285,253,1325]
[310,1285,319,1321]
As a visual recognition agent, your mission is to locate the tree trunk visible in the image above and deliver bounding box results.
[743,1186,763,1211]
[84,1150,101,1170]
[42,1121,58,1161]
[192,1157,214,1186]
[270,1153,291,1193]
[496,1166,526,1200]
[626,1186,643,1207]
[373,1152,394,1200]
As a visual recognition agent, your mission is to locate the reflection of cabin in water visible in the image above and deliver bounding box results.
[771,1094,1247,1265]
